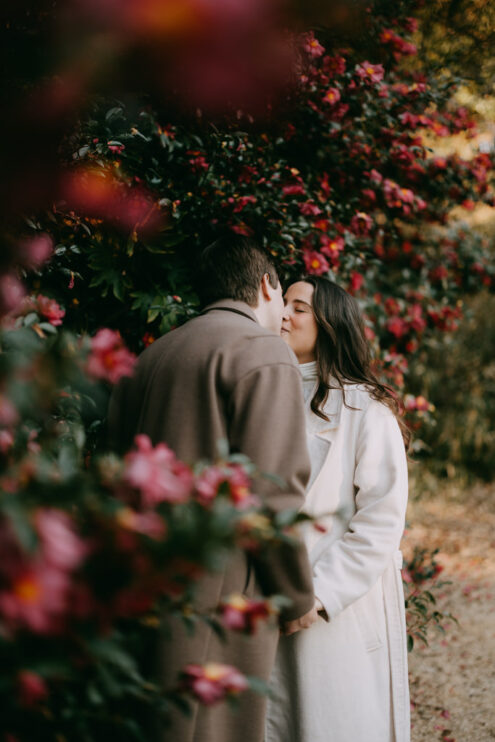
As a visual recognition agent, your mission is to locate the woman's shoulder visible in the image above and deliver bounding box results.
[329,383,395,418]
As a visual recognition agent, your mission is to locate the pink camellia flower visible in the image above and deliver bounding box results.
[35,295,65,326]
[219,593,272,634]
[299,201,322,217]
[195,464,255,508]
[350,212,373,236]
[117,507,167,540]
[17,670,49,707]
[123,434,193,507]
[282,183,306,197]
[36,509,88,572]
[355,62,384,84]
[302,31,324,58]
[18,234,54,271]
[232,195,257,213]
[0,429,14,454]
[86,328,137,385]
[0,274,26,316]
[322,87,341,105]
[303,249,330,276]
[181,663,248,705]
[0,564,71,634]
[369,168,383,185]
[0,396,19,428]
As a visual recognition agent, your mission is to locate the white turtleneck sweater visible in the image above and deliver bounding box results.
[299,360,331,493]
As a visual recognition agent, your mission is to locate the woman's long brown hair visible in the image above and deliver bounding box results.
[301,275,411,449]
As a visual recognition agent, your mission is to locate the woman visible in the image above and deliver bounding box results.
[265,276,410,742]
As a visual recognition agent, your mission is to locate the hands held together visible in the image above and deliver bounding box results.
[282,598,325,637]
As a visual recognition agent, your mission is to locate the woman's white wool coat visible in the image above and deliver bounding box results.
[265,374,410,742]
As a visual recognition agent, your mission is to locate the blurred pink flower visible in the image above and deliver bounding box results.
[18,234,54,271]
[0,274,26,316]
[386,316,408,339]
[219,593,272,634]
[0,396,19,428]
[86,328,137,384]
[299,202,322,217]
[195,464,254,507]
[35,295,65,326]
[322,87,341,105]
[123,434,193,507]
[0,565,71,634]
[302,32,324,58]
[350,211,373,236]
[17,670,49,707]
[0,429,14,454]
[116,507,167,540]
[36,509,87,571]
[181,662,248,705]
[355,62,384,83]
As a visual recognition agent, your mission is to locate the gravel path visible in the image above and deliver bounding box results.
[403,480,495,742]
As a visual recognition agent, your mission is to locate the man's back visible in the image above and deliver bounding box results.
[107,299,315,742]
[109,300,310,506]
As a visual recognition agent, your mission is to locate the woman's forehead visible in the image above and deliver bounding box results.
[284,281,314,301]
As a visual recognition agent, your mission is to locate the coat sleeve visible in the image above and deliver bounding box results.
[227,362,315,622]
[312,400,408,620]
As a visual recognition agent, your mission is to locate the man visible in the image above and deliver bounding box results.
[108,235,317,742]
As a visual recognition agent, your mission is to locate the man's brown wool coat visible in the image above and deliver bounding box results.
[108,299,314,742]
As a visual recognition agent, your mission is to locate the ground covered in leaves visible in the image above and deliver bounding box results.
[404,476,495,742]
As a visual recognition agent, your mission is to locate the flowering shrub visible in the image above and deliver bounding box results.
[0,318,296,740]
[14,7,491,448]
[0,1,494,738]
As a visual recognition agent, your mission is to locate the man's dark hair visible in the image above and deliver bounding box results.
[196,234,279,307]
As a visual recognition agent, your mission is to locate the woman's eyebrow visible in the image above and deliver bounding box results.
[293,299,312,308]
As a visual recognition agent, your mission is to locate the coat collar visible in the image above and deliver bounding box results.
[200,299,259,324]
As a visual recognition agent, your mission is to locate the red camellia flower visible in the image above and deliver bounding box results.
[303,249,330,276]
[349,271,364,294]
[123,434,193,507]
[386,316,408,339]
[181,663,248,705]
[355,62,384,83]
[320,235,344,258]
[218,593,272,634]
[86,328,137,384]
[17,671,49,707]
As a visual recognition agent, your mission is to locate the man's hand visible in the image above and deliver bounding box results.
[282,602,320,636]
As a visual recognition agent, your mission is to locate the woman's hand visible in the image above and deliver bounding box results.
[282,602,320,636]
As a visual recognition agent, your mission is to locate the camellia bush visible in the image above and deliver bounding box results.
[15,7,494,441]
[1,0,495,739]
[0,311,299,740]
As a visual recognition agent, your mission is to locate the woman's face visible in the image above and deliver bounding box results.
[281,281,319,363]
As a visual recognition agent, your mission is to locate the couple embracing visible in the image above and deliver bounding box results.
[108,235,410,742]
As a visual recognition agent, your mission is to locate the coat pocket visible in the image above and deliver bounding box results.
[351,585,385,653]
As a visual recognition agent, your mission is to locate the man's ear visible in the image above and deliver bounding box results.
[260,273,271,301]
